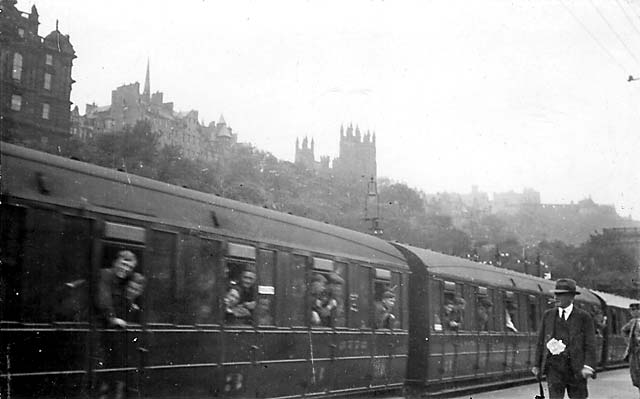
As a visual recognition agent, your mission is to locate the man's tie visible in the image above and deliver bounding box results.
[561,309,566,321]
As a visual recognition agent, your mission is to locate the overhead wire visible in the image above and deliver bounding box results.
[617,0,640,39]
[558,0,629,74]
[587,0,640,69]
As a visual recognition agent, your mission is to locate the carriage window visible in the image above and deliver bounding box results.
[611,309,619,334]
[287,254,307,326]
[441,282,465,332]
[147,230,176,323]
[348,265,371,329]
[400,273,409,330]
[21,209,65,322]
[256,249,275,326]
[476,286,493,332]
[309,257,346,328]
[332,262,347,327]
[373,268,396,329]
[56,216,92,322]
[97,244,145,325]
[391,271,403,328]
[504,292,518,332]
[224,247,257,326]
[431,280,443,332]
[529,295,538,332]
[591,305,606,336]
[186,238,220,325]
[487,288,498,331]
[0,205,26,321]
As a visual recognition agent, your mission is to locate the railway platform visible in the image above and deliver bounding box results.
[444,367,635,399]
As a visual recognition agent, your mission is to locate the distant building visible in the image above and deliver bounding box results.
[294,136,330,173]
[1,1,76,148]
[460,185,491,213]
[74,62,236,161]
[333,124,377,183]
[294,123,376,184]
[493,188,541,214]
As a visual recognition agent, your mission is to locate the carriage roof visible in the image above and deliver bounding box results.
[393,242,601,304]
[1,142,407,269]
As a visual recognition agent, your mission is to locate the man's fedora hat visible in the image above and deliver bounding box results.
[551,278,580,295]
[630,302,640,310]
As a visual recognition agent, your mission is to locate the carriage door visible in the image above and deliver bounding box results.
[221,243,260,397]
[96,222,147,398]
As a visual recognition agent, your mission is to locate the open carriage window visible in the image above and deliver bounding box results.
[475,286,493,332]
[504,291,518,332]
[223,243,257,326]
[441,281,465,332]
[373,268,397,329]
[309,257,346,328]
[97,243,146,325]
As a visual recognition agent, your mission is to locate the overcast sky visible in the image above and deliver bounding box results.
[18,0,640,220]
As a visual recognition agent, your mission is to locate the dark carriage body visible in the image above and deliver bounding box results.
[392,243,603,397]
[0,142,410,398]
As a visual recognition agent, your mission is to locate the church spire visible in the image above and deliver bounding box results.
[143,59,151,102]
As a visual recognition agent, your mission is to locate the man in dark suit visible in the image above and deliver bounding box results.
[532,278,596,399]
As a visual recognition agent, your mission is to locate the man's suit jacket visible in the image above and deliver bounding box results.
[534,306,597,378]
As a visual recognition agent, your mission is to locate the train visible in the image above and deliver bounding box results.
[0,141,634,398]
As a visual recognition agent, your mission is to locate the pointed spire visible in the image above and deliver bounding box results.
[218,114,226,125]
[143,59,151,102]
[311,138,315,152]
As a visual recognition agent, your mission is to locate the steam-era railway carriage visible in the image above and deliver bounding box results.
[0,142,634,398]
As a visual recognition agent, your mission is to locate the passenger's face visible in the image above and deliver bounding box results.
[632,308,640,318]
[241,271,256,288]
[114,252,136,279]
[555,293,574,308]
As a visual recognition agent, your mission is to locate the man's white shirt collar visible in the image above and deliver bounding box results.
[558,303,573,320]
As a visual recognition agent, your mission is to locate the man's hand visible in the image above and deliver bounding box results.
[580,366,594,379]
[109,317,127,329]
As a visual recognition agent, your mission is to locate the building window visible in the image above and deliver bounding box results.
[11,95,22,111]
[18,28,25,38]
[44,73,52,90]
[12,53,23,81]
[45,54,53,65]
[42,103,50,120]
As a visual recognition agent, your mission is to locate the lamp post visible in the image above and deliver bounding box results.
[364,177,383,236]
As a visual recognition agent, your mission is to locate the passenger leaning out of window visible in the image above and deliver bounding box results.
[442,295,465,331]
[310,273,337,326]
[375,289,397,329]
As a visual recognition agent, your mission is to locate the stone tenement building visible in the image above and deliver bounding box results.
[1,1,75,148]
[73,63,236,162]
[294,124,377,184]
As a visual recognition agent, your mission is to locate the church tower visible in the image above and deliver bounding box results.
[294,136,317,170]
[333,123,377,183]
